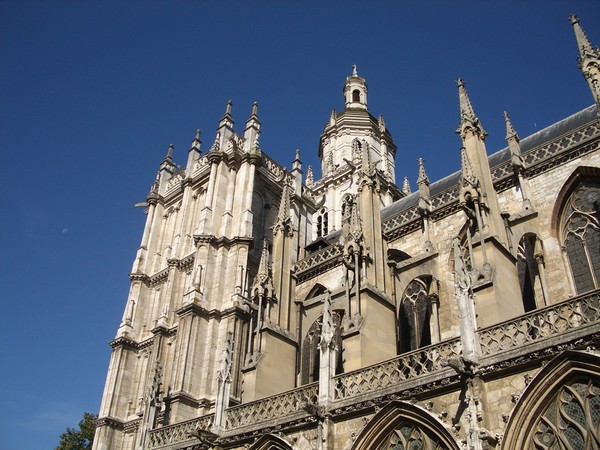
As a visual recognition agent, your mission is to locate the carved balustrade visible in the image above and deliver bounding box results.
[147,414,214,449]
[225,382,318,429]
[295,245,342,283]
[333,338,462,401]
[478,289,600,357]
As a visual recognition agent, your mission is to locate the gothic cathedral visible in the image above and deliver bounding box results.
[94,15,600,450]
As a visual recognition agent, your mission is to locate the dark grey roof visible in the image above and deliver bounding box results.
[382,104,598,221]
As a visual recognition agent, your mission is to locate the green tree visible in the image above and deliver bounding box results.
[56,412,97,450]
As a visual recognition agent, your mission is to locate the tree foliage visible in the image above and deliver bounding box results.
[56,412,97,450]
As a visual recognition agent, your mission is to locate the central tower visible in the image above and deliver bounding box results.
[309,66,401,239]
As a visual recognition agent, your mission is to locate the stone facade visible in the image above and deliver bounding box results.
[94,15,600,450]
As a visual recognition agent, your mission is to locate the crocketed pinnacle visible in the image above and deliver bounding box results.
[457,78,486,139]
[570,14,593,54]
[277,184,291,224]
[504,111,519,143]
[460,147,477,186]
[416,158,429,186]
[402,176,411,194]
[257,238,270,281]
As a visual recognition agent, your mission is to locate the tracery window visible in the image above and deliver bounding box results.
[398,278,432,354]
[562,180,600,294]
[532,376,600,450]
[377,422,447,450]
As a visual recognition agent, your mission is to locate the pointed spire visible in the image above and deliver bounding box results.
[378,114,386,132]
[165,144,174,161]
[457,78,476,120]
[504,111,519,143]
[457,78,486,140]
[402,176,412,194]
[257,238,270,280]
[251,101,258,117]
[570,14,593,54]
[225,100,232,115]
[190,129,202,151]
[416,158,429,186]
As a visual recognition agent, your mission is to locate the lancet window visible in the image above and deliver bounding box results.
[398,278,434,354]
[300,310,344,384]
[316,208,329,238]
[561,179,600,294]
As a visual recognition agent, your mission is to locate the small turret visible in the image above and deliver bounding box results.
[344,65,368,110]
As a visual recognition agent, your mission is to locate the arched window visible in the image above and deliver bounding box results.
[561,178,600,294]
[352,89,361,103]
[316,209,329,238]
[398,278,432,354]
[301,311,344,384]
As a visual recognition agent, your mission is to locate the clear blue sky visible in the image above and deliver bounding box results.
[1,1,598,449]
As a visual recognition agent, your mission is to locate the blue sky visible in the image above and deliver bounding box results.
[1,1,598,449]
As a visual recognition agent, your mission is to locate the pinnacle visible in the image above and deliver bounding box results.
[570,14,592,53]
[504,111,519,142]
[417,158,429,186]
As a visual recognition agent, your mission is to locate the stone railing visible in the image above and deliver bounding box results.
[478,289,600,357]
[333,338,462,402]
[225,382,318,429]
[295,245,343,283]
[147,414,214,449]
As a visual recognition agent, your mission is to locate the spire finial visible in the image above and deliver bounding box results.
[570,14,592,54]
[352,64,358,76]
[226,100,232,115]
[252,101,258,116]
[417,158,429,186]
[166,144,174,160]
[504,111,519,142]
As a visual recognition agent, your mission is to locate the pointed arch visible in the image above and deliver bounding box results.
[501,350,600,450]
[516,233,547,311]
[350,400,460,450]
[306,283,328,301]
[552,166,600,294]
[248,433,293,450]
[397,276,436,354]
[300,310,344,384]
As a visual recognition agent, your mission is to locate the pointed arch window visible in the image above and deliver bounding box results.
[300,311,344,384]
[561,179,600,294]
[531,376,600,449]
[316,208,329,238]
[398,278,435,354]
